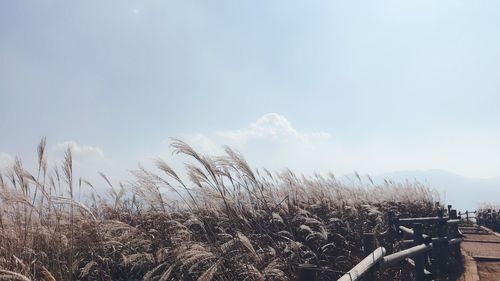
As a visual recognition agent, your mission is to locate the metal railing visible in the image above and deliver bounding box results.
[298,205,463,281]
[475,209,500,231]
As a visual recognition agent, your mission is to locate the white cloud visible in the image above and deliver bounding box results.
[217,113,331,144]
[180,113,340,175]
[0,152,15,171]
[52,141,105,160]
[179,113,500,179]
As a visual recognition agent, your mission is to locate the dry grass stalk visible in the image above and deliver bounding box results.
[0,138,448,281]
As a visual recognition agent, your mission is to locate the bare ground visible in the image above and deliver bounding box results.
[459,227,500,281]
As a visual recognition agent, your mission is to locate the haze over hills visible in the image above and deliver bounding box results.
[369,169,500,211]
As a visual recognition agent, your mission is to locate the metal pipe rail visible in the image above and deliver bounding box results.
[295,205,464,281]
[380,243,433,268]
[335,206,464,281]
[399,226,430,239]
[406,258,432,276]
[335,238,463,281]
[398,216,447,223]
[448,238,462,245]
[462,225,482,228]
[337,247,386,281]
[399,218,459,225]
[401,236,451,245]
[334,236,463,281]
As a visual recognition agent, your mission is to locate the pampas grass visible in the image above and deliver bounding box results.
[0,138,441,280]
[0,269,31,281]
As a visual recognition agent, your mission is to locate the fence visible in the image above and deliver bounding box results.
[458,210,476,225]
[298,205,463,281]
[475,209,500,231]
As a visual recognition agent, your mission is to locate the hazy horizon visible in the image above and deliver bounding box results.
[1,1,499,209]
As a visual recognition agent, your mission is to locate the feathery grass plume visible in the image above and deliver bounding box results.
[37,137,47,170]
[98,171,113,189]
[33,137,47,215]
[158,263,176,281]
[171,139,224,194]
[0,138,448,281]
[79,261,97,279]
[51,196,97,221]
[62,148,73,197]
[78,177,95,203]
[131,166,166,213]
[41,266,56,281]
[155,158,198,211]
[197,258,222,281]
[62,146,74,281]
[142,262,169,281]
[0,269,31,281]
[236,232,258,260]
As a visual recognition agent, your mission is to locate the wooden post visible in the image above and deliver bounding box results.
[450,209,457,220]
[298,264,316,281]
[388,211,395,228]
[413,223,425,281]
[430,208,445,277]
[496,210,499,230]
[449,209,460,256]
[363,233,376,281]
[493,211,498,231]
[488,209,492,228]
[466,210,469,223]
[450,210,458,237]
[437,208,444,218]
[436,215,447,277]
[393,216,401,238]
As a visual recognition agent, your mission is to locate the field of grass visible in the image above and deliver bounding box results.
[0,138,440,281]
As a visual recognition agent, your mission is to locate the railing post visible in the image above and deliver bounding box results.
[363,233,376,281]
[449,209,460,256]
[435,209,447,277]
[488,209,492,228]
[388,211,395,228]
[491,210,497,231]
[298,264,316,281]
[394,216,401,238]
[413,223,425,281]
[432,209,447,276]
[497,210,500,231]
[466,210,469,223]
[437,208,444,218]
[450,209,457,220]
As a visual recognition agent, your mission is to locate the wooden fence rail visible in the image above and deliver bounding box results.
[458,210,477,233]
[298,204,463,281]
[476,209,500,231]
[337,247,386,281]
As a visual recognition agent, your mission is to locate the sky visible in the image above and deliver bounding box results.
[1,1,500,206]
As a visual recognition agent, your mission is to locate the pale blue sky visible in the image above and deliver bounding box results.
[1,1,500,203]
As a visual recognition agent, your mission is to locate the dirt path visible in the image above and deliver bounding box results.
[459,226,500,281]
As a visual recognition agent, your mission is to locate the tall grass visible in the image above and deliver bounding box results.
[0,138,440,280]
